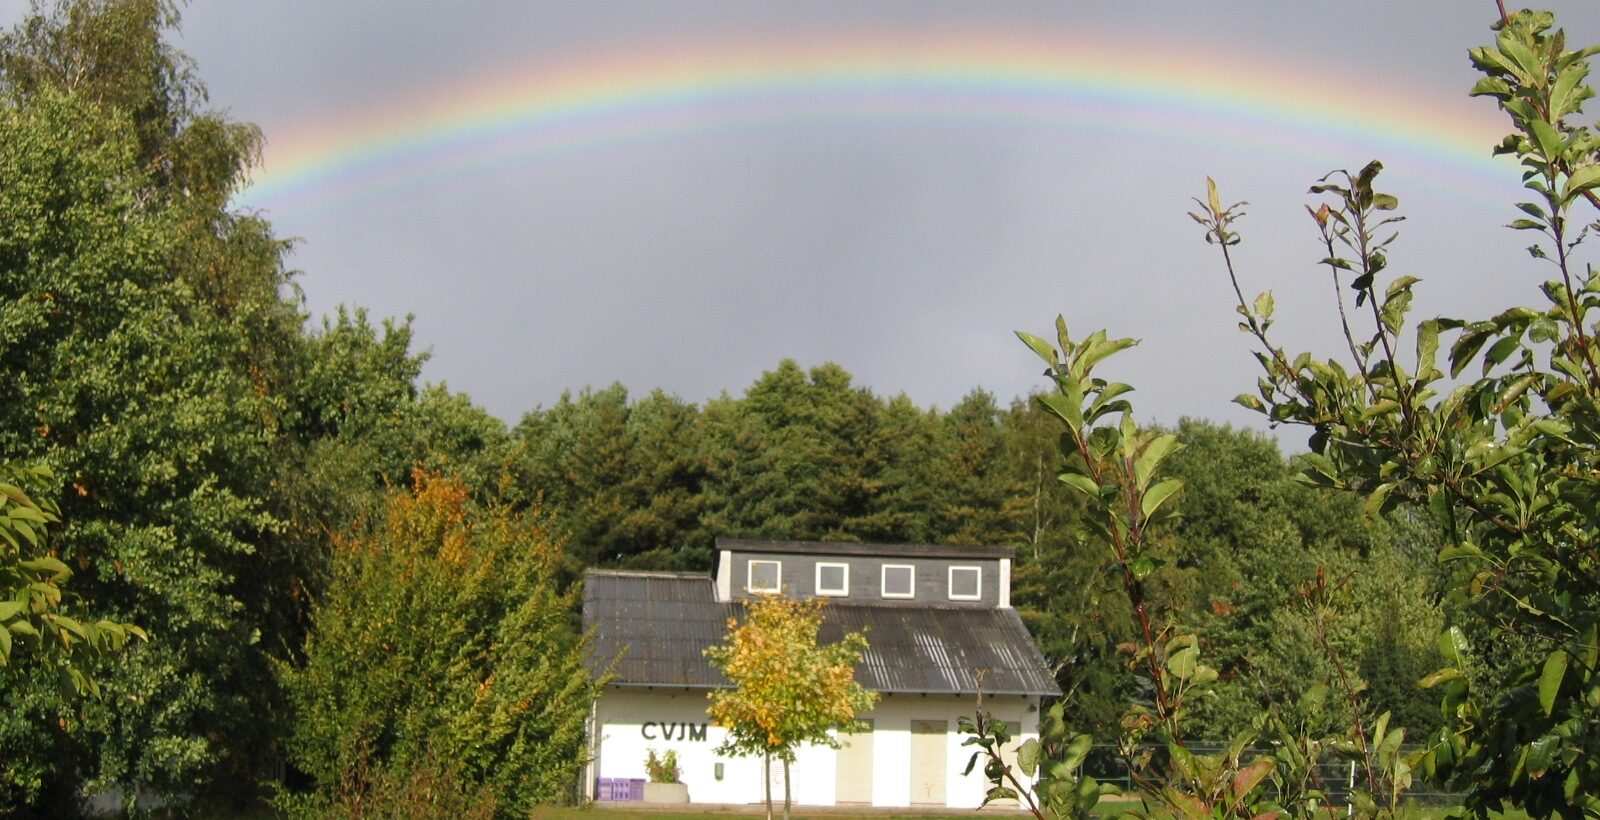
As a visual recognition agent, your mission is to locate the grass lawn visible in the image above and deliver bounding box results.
[530,810,963,819]
[531,803,1529,820]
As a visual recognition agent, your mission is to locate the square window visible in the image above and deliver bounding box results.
[882,564,914,598]
[949,566,982,601]
[747,560,781,594]
[816,562,849,596]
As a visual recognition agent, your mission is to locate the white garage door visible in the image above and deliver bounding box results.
[910,719,947,805]
[835,719,873,804]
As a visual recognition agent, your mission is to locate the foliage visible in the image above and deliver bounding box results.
[959,700,1112,820]
[280,472,598,819]
[645,748,682,784]
[274,744,498,820]
[967,318,1428,818]
[0,47,291,807]
[0,461,145,687]
[703,594,877,820]
[1187,10,1600,816]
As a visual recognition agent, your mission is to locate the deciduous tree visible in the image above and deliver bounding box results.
[280,471,598,819]
[703,594,877,820]
[1187,9,1600,815]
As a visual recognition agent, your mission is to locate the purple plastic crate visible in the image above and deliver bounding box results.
[596,777,645,801]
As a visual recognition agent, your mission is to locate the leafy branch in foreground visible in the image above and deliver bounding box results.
[964,320,1295,819]
[1192,10,1600,817]
[1,461,146,697]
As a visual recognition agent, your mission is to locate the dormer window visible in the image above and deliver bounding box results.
[882,564,914,599]
[948,566,982,601]
[747,560,781,594]
[816,562,849,597]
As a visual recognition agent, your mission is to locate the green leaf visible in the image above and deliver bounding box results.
[1062,733,1093,771]
[1016,331,1058,369]
[1526,734,1559,779]
[1363,482,1396,517]
[1016,737,1040,776]
[1528,117,1562,160]
[1437,626,1470,669]
[1538,650,1568,716]
[1133,434,1178,490]
[1253,291,1274,321]
[1168,645,1199,680]
[1417,667,1463,689]
[1231,759,1274,801]
[19,556,69,582]
[1566,165,1600,199]
[1416,319,1440,376]
[1037,390,1084,432]
[1058,472,1101,498]
[0,601,22,621]
[1140,479,1182,519]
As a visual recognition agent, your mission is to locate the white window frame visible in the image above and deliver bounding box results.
[815,562,849,597]
[747,559,781,594]
[948,565,982,601]
[881,564,915,599]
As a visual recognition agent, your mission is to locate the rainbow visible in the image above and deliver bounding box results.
[238,25,1517,212]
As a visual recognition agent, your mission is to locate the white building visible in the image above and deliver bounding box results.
[581,538,1061,809]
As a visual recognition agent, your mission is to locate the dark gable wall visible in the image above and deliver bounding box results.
[728,550,1001,607]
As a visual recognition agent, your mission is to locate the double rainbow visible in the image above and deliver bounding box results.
[239,26,1514,211]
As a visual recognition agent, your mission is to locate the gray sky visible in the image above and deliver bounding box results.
[16,2,1600,444]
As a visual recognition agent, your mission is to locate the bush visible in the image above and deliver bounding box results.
[279,471,599,818]
[645,749,680,784]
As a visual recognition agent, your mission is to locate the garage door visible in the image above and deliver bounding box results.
[835,719,873,804]
[762,756,788,804]
[910,719,947,805]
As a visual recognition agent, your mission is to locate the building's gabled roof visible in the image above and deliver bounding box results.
[718,537,1013,560]
[583,569,1061,697]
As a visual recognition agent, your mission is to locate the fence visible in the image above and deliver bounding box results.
[1081,743,1464,809]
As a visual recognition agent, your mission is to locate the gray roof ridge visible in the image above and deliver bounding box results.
[716,537,1013,558]
[583,569,710,580]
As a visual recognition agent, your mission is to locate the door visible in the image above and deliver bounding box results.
[910,719,947,805]
[761,754,788,805]
[835,719,873,804]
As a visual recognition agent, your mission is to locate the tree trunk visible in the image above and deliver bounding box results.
[782,756,792,820]
[764,752,773,820]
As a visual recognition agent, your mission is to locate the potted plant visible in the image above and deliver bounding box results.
[643,748,689,803]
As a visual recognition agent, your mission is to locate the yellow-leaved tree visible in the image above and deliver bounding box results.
[704,595,877,820]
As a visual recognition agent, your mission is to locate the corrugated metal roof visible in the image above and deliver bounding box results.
[583,570,1060,697]
[718,537,1013,560]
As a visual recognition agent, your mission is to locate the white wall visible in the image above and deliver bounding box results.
[589,686,1040,809]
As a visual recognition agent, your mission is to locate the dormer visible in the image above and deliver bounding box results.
[712,538,1013,608]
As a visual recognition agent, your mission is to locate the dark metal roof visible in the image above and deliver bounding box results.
[583,570,1059,697]
[717,538,1013,560]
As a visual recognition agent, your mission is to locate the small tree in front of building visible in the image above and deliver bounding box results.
[704,594,878,820]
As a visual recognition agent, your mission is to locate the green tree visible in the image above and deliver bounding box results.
[0,73,291,809]
[703,594,877,820]
[280,472,598,819]
[1189,10,1600,814]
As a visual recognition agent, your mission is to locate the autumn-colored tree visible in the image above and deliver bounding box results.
[703,595,877,820]
[280,471,598,818]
